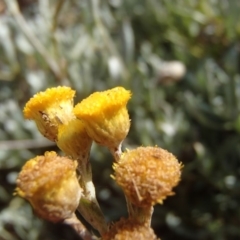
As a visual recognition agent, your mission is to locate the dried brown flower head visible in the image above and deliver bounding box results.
[15,151,82,222]
[102,217,159,240]
[113,146,182,207]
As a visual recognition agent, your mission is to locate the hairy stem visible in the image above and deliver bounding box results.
[64,214,97,240]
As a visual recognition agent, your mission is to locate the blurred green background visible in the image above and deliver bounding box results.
[1,0,240,239]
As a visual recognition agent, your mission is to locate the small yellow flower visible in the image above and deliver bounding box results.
[57,119,93,161]
[74,87,131,150]
[15,151,82,223]
[23,86,76,141]
[113,146,182,207]
[102,217,159,240]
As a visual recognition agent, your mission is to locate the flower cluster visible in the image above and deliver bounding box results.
[16,86,182,240]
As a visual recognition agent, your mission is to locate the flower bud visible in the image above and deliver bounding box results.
[102,217,159,240]
[74,87,131,150]
[23,86,75,141]
[15,151,82,223]
[113,146,182,207]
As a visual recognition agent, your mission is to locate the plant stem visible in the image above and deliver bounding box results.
[109,142,123,162]
[77,156,108,236]
[77,197,108,236]
[64,213,97,240]
[52,0,65,33]
[132,205,153,226]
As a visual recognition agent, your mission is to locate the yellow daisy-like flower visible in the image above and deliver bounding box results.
[74,87,131,151]
[23,86,76,141]
[102,217,159,240]
[57,119,93,161]
[113,146,182,207]
[15,151,82,223]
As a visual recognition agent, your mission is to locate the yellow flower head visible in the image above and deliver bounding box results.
[113,146,182,207]
[102,217,159,240]
[74,87,131,150]
[15,151,82,223]
[23,86,76,141]
[57,119,93,161]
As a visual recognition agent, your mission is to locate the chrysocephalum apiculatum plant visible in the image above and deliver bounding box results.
[16,86,182,240]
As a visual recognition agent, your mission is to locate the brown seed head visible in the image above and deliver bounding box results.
[15,151,82,222]
[113,146,182,207]
[102,217,159,240]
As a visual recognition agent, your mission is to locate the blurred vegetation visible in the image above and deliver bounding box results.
[0,0,240,239]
